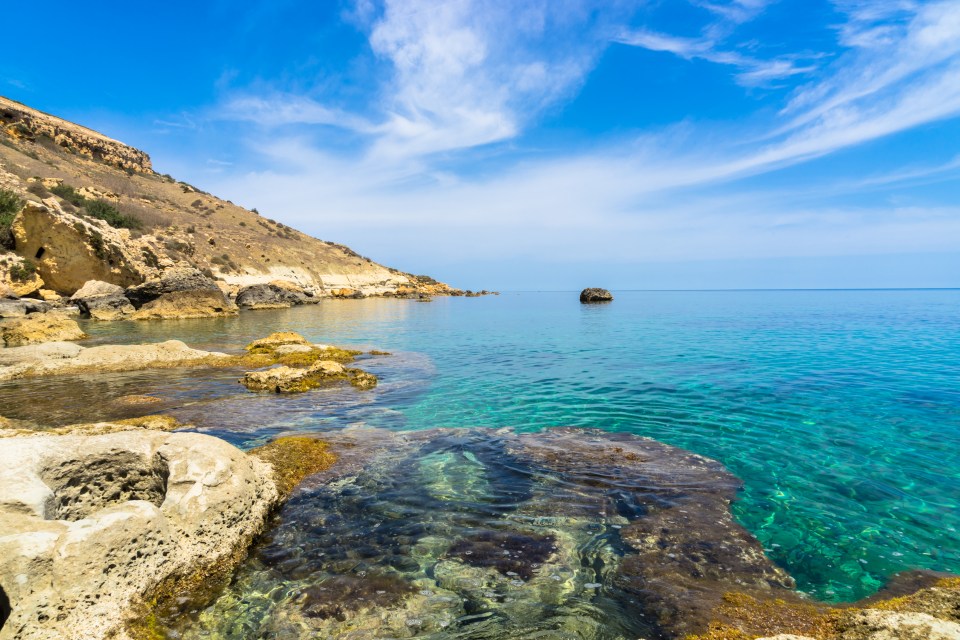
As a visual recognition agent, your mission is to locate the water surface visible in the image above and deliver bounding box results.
[1,290,958,602]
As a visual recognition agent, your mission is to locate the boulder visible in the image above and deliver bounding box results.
[70,279,124,300]
[240,359,376,393]
[0,298,51,319]
[0,315,86,347]
[579,288,613,303]
[235,282,310,309]
[0,429,279,640]
[77,292,135,321]
[130,289,238,320]
[124,267,222,308]
[71,280,135,320]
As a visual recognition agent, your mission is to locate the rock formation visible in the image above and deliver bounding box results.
[0,428,277,640]
[0,339,231,381]
[0,315,85,347]
[0,99,476,304]
[580,287,613,303]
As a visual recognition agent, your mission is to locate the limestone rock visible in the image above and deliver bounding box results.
[0,253,43,297]
[0,339,230,381]
[245,331,309,351]
[0,429,277,640]
[835,609,960,639]
[70,279,123,300]
[0,315,86,347]
[11,202,148,292]
[579,288,613,303]
[235,282,310,309]
[124,267,222,308]
[77,291,135,321]
[241,361,345,393]
[130,289,237,320]
[0,298,51,318]
[0,96,152,172]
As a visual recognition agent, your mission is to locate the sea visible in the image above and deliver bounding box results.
[2,289,958,632]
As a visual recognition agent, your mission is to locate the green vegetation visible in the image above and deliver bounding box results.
[49,184,86,206]
[9,259,37,282]
[85,199,141,229]
[49,184,141,229]
[0,188,24,249]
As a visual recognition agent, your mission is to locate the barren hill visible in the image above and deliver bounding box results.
[0,96,464,301]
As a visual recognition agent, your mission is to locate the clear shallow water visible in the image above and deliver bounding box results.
[1,290,958,603]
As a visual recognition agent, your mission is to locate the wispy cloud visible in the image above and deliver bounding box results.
[615,29,817,87]
[192,0,960,287]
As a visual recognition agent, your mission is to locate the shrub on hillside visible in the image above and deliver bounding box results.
[85,199,142,229]
[0,188,24,249]
[9,259,37,282]
[49,184,86,207]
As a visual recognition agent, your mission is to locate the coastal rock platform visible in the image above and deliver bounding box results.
[0,428,280,640]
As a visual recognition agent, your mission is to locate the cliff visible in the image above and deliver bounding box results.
[0,96,471,302]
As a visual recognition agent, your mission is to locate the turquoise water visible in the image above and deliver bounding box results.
[1,290,958,602]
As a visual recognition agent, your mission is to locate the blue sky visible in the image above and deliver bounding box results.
[3,0,960,289]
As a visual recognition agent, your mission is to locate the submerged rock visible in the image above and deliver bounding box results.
[0,314,86,346]
[579,288,613,303]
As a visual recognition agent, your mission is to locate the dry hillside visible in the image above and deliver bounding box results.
[0,96,466,299]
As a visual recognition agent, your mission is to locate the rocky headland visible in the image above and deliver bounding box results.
[0,96,493,322]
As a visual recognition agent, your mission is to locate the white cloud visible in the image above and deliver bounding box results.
[616,28,816,86]
[192,0,960,287]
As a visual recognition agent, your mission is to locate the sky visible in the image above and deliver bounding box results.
[3,0,960,290]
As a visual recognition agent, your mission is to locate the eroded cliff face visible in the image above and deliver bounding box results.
[0,97,151,173]
[0,96,464,299]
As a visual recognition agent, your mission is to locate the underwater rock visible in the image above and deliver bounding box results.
[250,436,338,496]
[579,288,613,303]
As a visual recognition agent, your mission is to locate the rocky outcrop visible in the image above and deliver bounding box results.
[235,282,311,309]
[579,288,613,303]
[0,315,86,347]
[0,252,43,297]
[241,359,376,392]
[131,289,237,320]
[11,202,151,293]
[73,283,135,320]
[0,96,152,173]
[0,429,277,640]
[0,298,52,318]
[0,339,231,381]
[125,268,236,320]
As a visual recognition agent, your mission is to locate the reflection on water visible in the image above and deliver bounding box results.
[1,291,958,602]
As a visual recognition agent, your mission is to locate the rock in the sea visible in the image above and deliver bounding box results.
[0,429,280,640]
[123,268,237,320]
[579,288,613,303]
[70,280,136,320]
[236,282,311,309]
[245,331,310,350]
[0,314,86,347]
[130,288,238,320]
[0,339,230,381]
[241,360,355,393]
